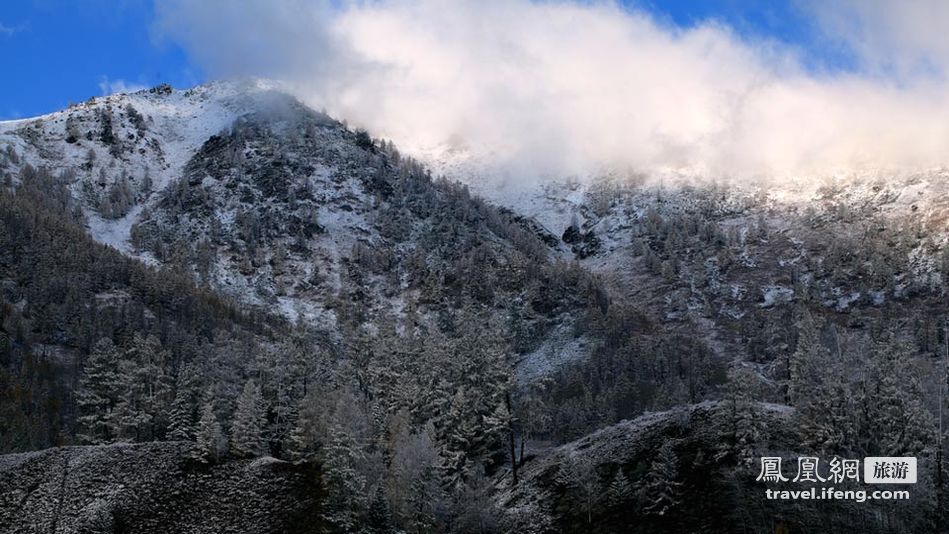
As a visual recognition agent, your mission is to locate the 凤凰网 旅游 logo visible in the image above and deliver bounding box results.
[756,456,916,484]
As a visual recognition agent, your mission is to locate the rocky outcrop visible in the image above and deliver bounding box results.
[0,442,323,533]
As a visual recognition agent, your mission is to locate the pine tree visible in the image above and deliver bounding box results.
[321,428,369,531]
[114,334,172,441]
[788,308,828,407]
[431,311,514,482]
[439,387,478,479]
[167,365,199,441]
[607,469,632,508]
[799,368,856,455]
[860,339,935,456]
[168,389,196,442]
[191,394,225,463]
[289,386,329,461]
[367,485,395,533]
[515,381,551,466]
[638,441,683,517]
[388,421,446,532]
[76,338,122,444]
[717,365,761,466]
[557,455,600,526]
[453,464,501,533]
[230,379,266,457]
[259,347,301,456]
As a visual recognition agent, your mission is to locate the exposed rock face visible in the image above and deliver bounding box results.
[0,442,323,533]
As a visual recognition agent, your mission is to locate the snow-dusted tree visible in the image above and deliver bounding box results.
[485,398,518,481]
[230,379,266,457]
[439,387,481,478]
[388,420,446,531]
[367,485,395,533]
[787,308,829,407]
[167,365,199,441]
[113,333,172,441]
[321,428,369,531]
[452,464,501,533]
[191,393,225,463]
[289,382,337,461]
[430,311,515,482]
[99,172,134,219]
[638,441,683,517]
[859,339,935,456]
[557,454,600,526]
[76,338,122,444]
[607,469,632,508]
[255,345,303,456]
[798,365,857,455]
[514,380,552,466]
[290,381,371,461]
[717,365,761,466]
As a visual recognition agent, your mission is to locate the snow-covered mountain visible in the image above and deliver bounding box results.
[422,140,949,374]
[0,81,278,250]
[5,80,949,381]
[0,79,603,377]
[2,80,948,533]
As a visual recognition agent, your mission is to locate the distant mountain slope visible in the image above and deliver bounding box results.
[0,169,281,452]
[424,165,949,384]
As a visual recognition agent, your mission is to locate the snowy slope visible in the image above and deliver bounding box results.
[1,79,600,366]
[0,80,291,253]
[416,140,949,371]
[0,80,387,326]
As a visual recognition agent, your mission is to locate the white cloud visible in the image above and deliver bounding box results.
[98,76,147,96]
[806,0,949,78]
[153,0,949,181]
[0,22,18,37]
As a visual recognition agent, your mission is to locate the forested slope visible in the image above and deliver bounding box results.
[0,165,282,452]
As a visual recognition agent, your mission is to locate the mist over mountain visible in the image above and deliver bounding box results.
[155,0,949,181]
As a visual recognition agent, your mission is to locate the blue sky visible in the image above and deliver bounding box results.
[638,0,854,70]
[0,1,847,120]
[0,1,195,119]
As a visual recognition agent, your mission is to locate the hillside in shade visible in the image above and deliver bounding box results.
[0,441,323,533]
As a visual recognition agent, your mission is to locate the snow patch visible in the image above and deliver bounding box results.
[759,285,794,308]
[516,320,590,383]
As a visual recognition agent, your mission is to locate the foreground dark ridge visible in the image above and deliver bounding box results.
[499,402,928,534]
[0,442,323,533]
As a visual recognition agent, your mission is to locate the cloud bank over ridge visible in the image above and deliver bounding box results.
[155,0,949,181]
